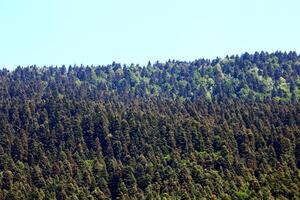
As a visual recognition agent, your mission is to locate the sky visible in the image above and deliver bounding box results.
[0,0,299,69]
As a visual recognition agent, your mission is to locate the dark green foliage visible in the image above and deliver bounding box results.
[0,52,299,199]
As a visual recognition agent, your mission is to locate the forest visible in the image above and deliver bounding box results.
[0,51,299,199]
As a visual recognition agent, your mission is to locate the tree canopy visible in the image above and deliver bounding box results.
[0,51,299,199]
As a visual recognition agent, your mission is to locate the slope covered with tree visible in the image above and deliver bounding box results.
[0,51,299,199]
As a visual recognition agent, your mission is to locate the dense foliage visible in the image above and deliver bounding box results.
[0,51,299,199]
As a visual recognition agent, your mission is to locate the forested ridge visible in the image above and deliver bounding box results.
[0,51,299,199]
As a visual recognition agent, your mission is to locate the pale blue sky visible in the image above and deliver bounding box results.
[0,0,299,69]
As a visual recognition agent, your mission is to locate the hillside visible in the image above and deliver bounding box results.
[0,51,299,199]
